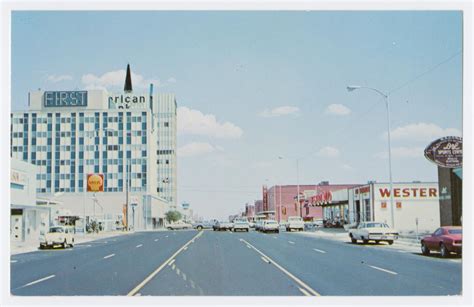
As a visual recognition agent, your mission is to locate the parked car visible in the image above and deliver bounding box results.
[193,221,213,230]
[166,221,192,230]
[286,216,304,232]
[233,220,250,232]
[421,226,462,257]
[213,221,233,231]
[248,222,255,229]
[262,220,280,233]
[349,222,399,245]
[255,220,264,231]
[39,226,75,249]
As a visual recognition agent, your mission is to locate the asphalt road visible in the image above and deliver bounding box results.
[10,229,462,296]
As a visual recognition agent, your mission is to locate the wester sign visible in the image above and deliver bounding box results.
[377,187,438,200]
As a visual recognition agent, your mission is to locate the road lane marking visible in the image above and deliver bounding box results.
[154,239,159,242]
[136,244,143,248]
[165,235,169,238]
[313,248,326,254]
[23,275,55,287]
[183,246,188,251]
[239,238,320,296]
[171,264,176,270]
[368,265,398,275]
[176,268,181,275]
[182,273,187,281]
[299,287,311,296]
[190,280,196,289]
[134,293,141,296]
[168,259,175,266]
[273,236,278,239]
[103,254,115,259]
[261,256,271,264]
[288,241,295,244]
[127,231,204,296]
[10,260,17,263]
[246,245,252,249]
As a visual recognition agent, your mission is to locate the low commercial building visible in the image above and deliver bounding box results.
[11,158,49,244]
[348,182,440,234]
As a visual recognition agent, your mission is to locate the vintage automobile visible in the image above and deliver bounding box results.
[261,220,280,233]
[166,221,193,230]
[286,216,304,232]
[232,220,250,232]
[213,221,234,231]
[348,222,399,245]
[39,226,75,249]
[421,226,462,257]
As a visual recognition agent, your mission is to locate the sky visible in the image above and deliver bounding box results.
[10,11,463,220]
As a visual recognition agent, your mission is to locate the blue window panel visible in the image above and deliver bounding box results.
[79,137,84,145]
[141,150,146,157]
[94,151,99,159]
[126,151,131,159]
[11,183,24,190]
[78,180,83,188]
[126,123,131,131]
[103,151,108,159]
[79,151,84,159]
[79,123,84,131]
[94,165,99,173]
[23,138,28,146]
[119,123,123,131]
[142,122,146,130]
[47,138,52,145]
[32,124,37,132]
[71,152,76,159]
[102,137,107,145]
[118,151,123,159]
[47,180,51,188]
[142,165,146,173]
[118,165,123,173]
[32,138,36,145]
[79,165,84,173]
[47,165,52,174]
[142,136,146,144]
[55,124,60,131]
[118,136,123,144]
[23,152,28,160]
[102,165,107,173]
[70,166,75,173]
[118,179,123,188]
[31,152,36,160]
[55,180,59,188]
[95,137,99,145]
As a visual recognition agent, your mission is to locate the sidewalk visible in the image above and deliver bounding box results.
[10,230,133,256]
[296,228,422,250]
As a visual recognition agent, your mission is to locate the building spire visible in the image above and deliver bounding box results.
[124,63,133,93]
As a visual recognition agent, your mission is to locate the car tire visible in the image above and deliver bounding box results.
[375,240,380,244]
[362,237,368,244]
[387,240,394,245]
[440,243,449,258]
[197,226,203,231]
[421,242,430,255]
[351,238,357,244]
[246,229,249,232]
[167,227,172,230]
[63,239,68,249]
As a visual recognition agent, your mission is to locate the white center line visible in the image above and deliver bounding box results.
[299,287,311,296]
[10,260,17,263]
[368,265,398,275]
[182,273,187,281]
[273,236,278,239]
[246,245,251,249]
[288,241,295,244]
[154,239,159,242]
[103,253,115,259]
[165,235,169,238]
[313,248,326,254]
[261,256,271,264]
[136,244,143,248]
[23,275,55,287]
[183,246,188,251]
[176,268,181,275]
[168,259,175,266]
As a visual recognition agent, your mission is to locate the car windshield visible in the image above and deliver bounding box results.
[366,223,388,228]
[266,221,277,224]
[448,229,462,234]
[49,227,64,233]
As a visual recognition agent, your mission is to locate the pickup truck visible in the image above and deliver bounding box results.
[286,216,304,232]
[213,221,233,231]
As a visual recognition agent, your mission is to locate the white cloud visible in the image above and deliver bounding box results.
[177,106,243,139]
[317,146,340,158]
[325,104,351,116]
[386,122,462,142]
[340,164,355,171]
[81,69,161,90]
[178,142,221,157]
[260,106,300,118]
[46,74,73,83]
[374,146,425,159]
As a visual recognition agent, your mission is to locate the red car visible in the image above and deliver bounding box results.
[421,226,462,257]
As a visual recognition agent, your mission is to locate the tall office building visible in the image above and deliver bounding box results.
[10,69,177,229]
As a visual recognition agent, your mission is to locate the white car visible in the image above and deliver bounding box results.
[349,222,399,245]
[262,220,280,233]
[166,221,192,230]
[39,226,75,249]
[233,220,250,232]
[255,220,264,231]
[286,216,304,232]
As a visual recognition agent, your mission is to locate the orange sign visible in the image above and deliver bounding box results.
[87,174,104,192]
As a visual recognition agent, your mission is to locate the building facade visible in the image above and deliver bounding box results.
[11,86,177,229]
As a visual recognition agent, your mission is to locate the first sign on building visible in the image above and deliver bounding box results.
[44,91,88,107]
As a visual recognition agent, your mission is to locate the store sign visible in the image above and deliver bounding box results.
[87,174,104,192]
[262,186,268,211]
[44,91,88,107]
[378,187,438,199]
[11,170,27,185]
[355,186,370,195]
[424,136,462,168]
[311,191,333,206]
[108,94,147,109]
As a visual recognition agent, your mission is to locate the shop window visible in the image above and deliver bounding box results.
[396,202,402,209]
[381,202,387,209]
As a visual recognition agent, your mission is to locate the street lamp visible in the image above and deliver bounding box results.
[347,85,395,228]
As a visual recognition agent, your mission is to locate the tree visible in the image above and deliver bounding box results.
[165,210,182,223]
